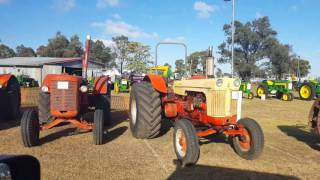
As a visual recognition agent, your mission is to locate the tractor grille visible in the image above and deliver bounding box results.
[50,81,78,111]
[211,90,237,117]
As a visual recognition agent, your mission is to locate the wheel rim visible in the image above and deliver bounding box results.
[130,96,137,126]
[238,128,251,151]
[175,129,187,157]
[300,85,311,99]
[282,94,288,101]
[257,87,264,97]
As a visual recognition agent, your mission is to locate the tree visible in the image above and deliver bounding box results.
[112,36,129,73]
[218,16,277,80]
[175,59,185,76]
[16,44,36,57]
[126,42,152,73]
[187,51,207,74]
[0,44,15,58]
[37,32,84,58]
[90,40,115,67]
[290,56,311,78]
[63,35,83,57]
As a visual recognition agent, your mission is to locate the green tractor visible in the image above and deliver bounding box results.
[256,80,293,101]
[298,80,320,101]
[114,78,131,93]
[240,81,254,99]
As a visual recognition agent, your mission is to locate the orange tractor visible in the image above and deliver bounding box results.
[129,45,264,166]
[20,35,111,146]
[0,74,21,120]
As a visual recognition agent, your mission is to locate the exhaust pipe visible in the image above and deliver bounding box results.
[82,35,91,80]
[206,46,214,78]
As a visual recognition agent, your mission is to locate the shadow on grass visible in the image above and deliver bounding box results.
[109,110,128,129]
[105,126,127,143]
[40,127,83,145]
[0,120,20,131]
[278,125,320,151]
[199,133,230,145]
[168,160,299,180]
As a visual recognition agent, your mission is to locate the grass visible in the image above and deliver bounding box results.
[1,93,320,179]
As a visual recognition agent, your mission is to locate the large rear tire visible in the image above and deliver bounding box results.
[299,82,315,101]
[129,82,162,139]
[232,118,264,160]
[174,119,200,166]
[21,110,40,147]
[93,109,104,145]
[38,92,51,124]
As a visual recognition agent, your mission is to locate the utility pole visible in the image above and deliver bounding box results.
[225,0,235,77]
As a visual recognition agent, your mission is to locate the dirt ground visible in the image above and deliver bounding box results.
[0,94,320,180]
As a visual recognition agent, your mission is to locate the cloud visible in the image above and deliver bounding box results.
[96,0,119,8]
[92,19,158,39]
[0,0,9,4]
[162,36,185,43]
[112,13,121,19]
[290,5,298,11]
[52,0,75,12]
[255,12,262,19]
[193,1,218,18]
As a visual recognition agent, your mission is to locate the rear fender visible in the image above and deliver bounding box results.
[0,74,15,89]
[144,74,167,94]
[94,76,110,95]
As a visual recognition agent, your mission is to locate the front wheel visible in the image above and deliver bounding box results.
[21,110,40,147]
[93,109,104,145]
[299,82,315,101]
[174,119,200,166]
[248,92,254,99]
[232,118,264,160]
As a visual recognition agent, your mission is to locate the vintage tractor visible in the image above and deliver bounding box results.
[20,35,111,147]
[149,65,173,79]
[298,80,320,101]
[308,98,320,135]
[240,81,254,99]
[114,77,131,93]
[129,45,264,166]
[256,80,293,101]
[0,74,21,120]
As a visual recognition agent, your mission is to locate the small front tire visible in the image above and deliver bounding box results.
[21,110,40,147]
[93,109,104,145]
[174,119,200,166]
[232,118,264,160]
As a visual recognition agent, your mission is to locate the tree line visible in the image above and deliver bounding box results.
[175,16,311,80]
[0,32,152,73]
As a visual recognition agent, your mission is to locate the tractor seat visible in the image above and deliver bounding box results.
[266,80,274,86]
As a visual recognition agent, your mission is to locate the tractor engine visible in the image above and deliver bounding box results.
[41,74,85,118]
[164,78,242,126]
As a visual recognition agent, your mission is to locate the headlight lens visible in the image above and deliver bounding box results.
[80,85,88,93]
[233,79,241,87]
[0,84,2,89]
[216,79,223,87]
[41,86,49,92]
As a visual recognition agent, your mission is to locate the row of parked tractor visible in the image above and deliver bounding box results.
[0,37,319,167]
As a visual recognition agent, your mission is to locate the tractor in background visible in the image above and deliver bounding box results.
[240,81,254,99]
[16,74,39,88]
[20,35,111,147]
[114,74,131,93]
[256,80,293,101]
[149,65,173,79]
[0,74,21,121]
[298,80,320,101]
[129,44,264,166]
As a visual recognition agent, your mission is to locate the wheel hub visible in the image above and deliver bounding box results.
[300,85,311,99]
[175,129,187,157]
[238,128,251,151]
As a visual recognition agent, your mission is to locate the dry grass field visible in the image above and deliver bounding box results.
[1,92,320,180]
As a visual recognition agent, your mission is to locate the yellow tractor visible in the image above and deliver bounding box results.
[148,65,172,78]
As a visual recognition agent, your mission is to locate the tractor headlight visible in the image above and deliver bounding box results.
[288,83,293,90]
[41,86,49,92]
[0,84,2,89]
[233,79,241,87]
[216,79,223,87]
[80,85,88,93]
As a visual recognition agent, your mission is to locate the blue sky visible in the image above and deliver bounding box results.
[0,0,319,76]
